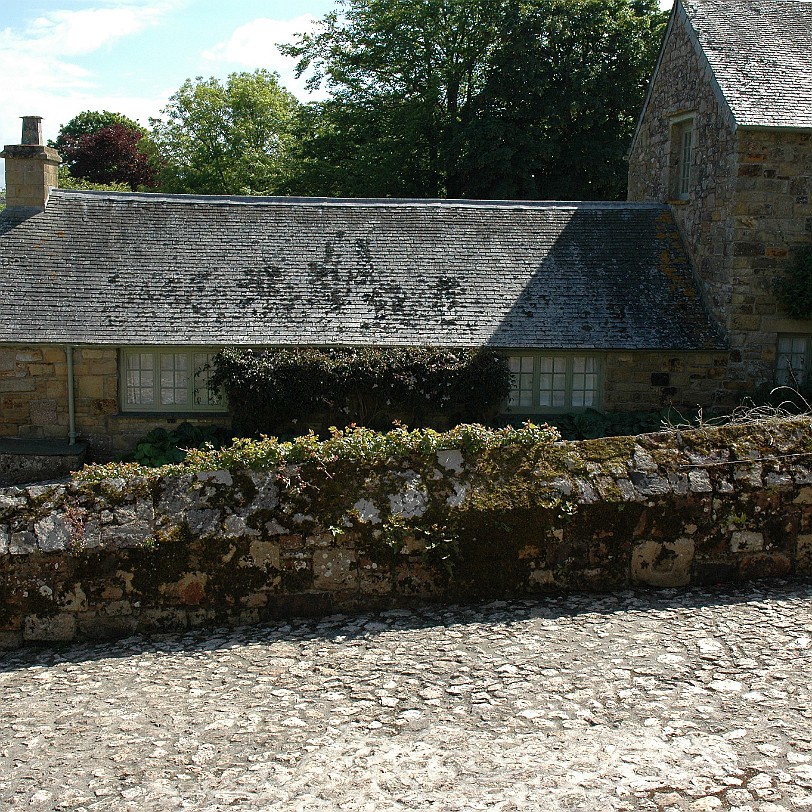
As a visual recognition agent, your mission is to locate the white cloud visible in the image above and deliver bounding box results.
[201,15,328,101]
[25,7,159,56]
[0,2,179,185]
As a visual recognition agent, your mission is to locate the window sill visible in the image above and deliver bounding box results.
[112,411,229,420]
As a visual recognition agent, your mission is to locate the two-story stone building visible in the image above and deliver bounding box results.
[0,0,810,461]
[628,0,812,394]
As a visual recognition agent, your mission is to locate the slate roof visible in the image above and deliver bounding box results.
[0,190,722,351]
[684,0,812,128]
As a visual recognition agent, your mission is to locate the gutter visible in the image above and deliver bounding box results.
[66,344,77,445]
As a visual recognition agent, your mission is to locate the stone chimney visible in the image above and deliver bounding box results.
[1,116,61,210]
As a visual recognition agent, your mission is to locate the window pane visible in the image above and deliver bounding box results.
[125,352,155,405]
[776,334,808,385]
[508,355,535,409]
[571,356,598,409]
[680,127,693,195]
[539,356,567,408]
[160,353,189,406]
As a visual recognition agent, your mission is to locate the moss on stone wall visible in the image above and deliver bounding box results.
[2,416,812,648]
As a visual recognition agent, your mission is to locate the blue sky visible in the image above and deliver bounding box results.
[1,0,673,187]
[0,0,338,184]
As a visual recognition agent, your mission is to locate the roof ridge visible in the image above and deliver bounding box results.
[49,189,666,210]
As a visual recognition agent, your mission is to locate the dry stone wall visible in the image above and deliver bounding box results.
[2,418,812,650]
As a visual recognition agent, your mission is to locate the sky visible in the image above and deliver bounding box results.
[0,0,673,187]
[0,0,339,185]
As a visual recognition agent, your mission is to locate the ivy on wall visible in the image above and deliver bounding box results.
[774,245,812,319]
[210,347,511,437]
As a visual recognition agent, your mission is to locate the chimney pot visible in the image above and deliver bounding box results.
[21,116,44,146]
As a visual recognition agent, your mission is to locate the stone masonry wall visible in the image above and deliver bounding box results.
[0,345,70,440]
[628,9,812,399]
[627,6,739,336]
[730,130,812,384]
[1,417,811,650]
[0,345,230,459]
[603,350,729,411]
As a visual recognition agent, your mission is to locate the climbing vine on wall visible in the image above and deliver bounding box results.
[774,245,812,319]
[210,347,511,437]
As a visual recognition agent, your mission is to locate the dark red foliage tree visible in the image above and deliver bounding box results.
[60,124,157,190]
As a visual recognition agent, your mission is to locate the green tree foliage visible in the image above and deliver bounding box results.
[52,110,156,189]
[281,0,505,197]
[457,0,666,200]
[56,166,130,192]
[282,0,665,199]
[52,110,144,154]
[150,70,300,195]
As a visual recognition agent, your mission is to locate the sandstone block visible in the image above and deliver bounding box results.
[632,537,695,587]
[23,614,76,642]
[248,539,280,570]
[797,534,812,573]
[102,522,152,549]
[313,548,357,590]
[9,531,36,555]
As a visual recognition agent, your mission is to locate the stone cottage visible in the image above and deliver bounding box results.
[1,0,809,460]
[627,0,812,394]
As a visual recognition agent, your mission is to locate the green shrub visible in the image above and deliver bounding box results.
[499,407,693,440]
[130,422,230,467]
[77,420,560,482]
[210,347,511,437]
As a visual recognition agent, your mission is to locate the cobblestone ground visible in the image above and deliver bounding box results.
[2,581,812,812]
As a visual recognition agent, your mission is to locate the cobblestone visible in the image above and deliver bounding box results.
[2,580,812,811]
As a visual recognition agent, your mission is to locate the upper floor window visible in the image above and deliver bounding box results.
[776,334,812,387]
[670,115,695,201]
[121,348,226,412]
[506,353,600,413]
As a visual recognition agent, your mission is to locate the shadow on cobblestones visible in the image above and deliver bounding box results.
[4,577,811,672]
[3,577,812,811]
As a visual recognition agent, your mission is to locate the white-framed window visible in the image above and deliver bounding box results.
[776,334,812,386]
[670,114,695,201]
[121,348,226,412]
[505,354,601,413]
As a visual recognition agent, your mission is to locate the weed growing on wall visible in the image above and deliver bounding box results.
[74,421,565,572]
[209,347,511,436]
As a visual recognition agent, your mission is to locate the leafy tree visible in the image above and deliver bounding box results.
[150,70,300,195]
[58,125,157,190]
[56,166,130,193]
[51,110,156,190]
[52,110,143,154]
[281,0,505,197]
[282,0,664,200]
[456,0,666,200]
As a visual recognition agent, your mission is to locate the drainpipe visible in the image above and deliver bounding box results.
[66,345,77,445]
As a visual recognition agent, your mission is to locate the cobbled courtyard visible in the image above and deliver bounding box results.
[2,580,812,811]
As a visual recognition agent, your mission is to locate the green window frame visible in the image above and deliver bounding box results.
[120,348,226,413]
[505,353,601,413]
[670,114,695,201]
[776,334,812,387]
